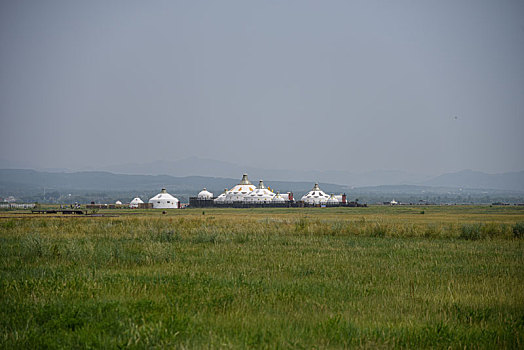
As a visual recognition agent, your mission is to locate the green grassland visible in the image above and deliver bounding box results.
[1,206,523,348]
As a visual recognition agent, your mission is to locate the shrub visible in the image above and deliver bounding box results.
[513,222,524,239]
[459,224,483,240]
[480,222,502,238]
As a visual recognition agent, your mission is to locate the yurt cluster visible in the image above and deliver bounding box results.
[128,174,353,209]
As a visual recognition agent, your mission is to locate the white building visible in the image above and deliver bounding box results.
[214,189,228,204]
[245,180,275,204]
[130,197,144,208]
[301,183,329,205]
[326,193,339,206]
[115,200,122,205]
[225,174,256,203]
[272,192,287,204]
[280,192,294,202]
[148,188,179,209]
[4,196,16,203]
[197,188,213,200]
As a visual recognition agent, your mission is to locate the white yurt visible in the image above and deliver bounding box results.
[148,188,179,209]
[197,188,213,200]
[225,174,256,203]
[115,200,122,205]
[301,183,329,205]
[245,180,275,204]
[326,193,339,206]
[272,192,286,204]
[130,197,144,208]
[214,189,228,204]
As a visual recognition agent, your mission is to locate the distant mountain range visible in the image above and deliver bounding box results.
[1,156,523,192]
[1,168,523,204]
[99,157,524,191]
[0,169,350,197]
[96,157,431,187]
[421,169,524,191]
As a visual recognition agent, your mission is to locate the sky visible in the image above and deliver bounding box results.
[1,0,523,175]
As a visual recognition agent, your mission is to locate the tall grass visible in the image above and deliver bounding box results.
[1,208,523,348]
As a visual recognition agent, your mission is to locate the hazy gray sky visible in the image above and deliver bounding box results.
[1,0,523,175]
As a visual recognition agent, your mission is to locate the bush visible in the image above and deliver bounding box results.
[458,223,509,240]
[513,222,524,239]
[459,224,483,240]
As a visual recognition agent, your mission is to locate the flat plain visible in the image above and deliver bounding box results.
[1,206,523,348]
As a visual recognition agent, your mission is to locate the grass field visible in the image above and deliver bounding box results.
[1,206,523,348]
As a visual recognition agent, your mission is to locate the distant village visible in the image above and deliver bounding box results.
[84,174,362,209]
[2,173,523,208]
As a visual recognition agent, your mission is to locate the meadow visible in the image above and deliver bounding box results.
[0,206,523,348]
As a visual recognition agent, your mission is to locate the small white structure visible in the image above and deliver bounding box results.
[245,180,275,204]
[197,188,213,200]
[390,199,398,205]
[115,200,122,205]
[334,194,346,204]
[326,193,339,206]
[4,196,16,203]
[272,192,286,204]
[282,192,294,202]
[214,189,228,204]
[301,183,329,205]
[130,197,144,208]
[225,174,256,203]
[0,203,35,209]
[148,188,179,209]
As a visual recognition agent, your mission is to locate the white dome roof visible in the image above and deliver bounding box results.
[272,192,286,203]
[214,189,228,203]
[197,188,213,199]
[327,193,339,205]
[148,188,179,209]
[245,180,275,203]
[130,197,144,205]
[115,200,122,205]
[130,197,144,208]
[301,183,329,205]
[225,174,256,203]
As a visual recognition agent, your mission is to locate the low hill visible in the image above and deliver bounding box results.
[422,170,524,191]
[0,169,349,200]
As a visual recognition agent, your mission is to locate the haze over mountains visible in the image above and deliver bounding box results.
[96,157,524,191]
[1,157,523,192]
[0,169,351,205]
[96,157,431,188]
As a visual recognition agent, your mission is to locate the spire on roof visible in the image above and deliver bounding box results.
[240,173,252,185]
